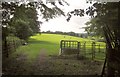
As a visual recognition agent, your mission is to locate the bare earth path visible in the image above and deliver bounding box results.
[3,49,104,75]
[31,49,104,75]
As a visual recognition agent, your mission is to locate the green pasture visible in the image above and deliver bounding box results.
[16,33,106,61]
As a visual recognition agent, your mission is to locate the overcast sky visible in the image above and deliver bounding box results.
[38,0,92,33]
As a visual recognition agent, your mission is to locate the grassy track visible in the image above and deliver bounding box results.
[4,33,106,75]
[16,33,106,61]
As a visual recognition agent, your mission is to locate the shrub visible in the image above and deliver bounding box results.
[6,36,24,53]
[97,39,105,42]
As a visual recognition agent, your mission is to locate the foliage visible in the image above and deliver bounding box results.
[14,20,33,40]
[85,2,119,36]
[66,2,119,38]
[2,35,24,57]
[2,3,39,40]
[6,35,24,48]
[2,1,68,40]
[66,1,120,75]
[2,1,68,56]
[66,1,120,49]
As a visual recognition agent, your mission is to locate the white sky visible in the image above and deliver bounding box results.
[38,0,92,33]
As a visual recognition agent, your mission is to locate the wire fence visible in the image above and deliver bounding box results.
[80,42,106,60]
[3,36,25,58]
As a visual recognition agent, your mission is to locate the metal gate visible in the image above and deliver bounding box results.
[60,40,80,57]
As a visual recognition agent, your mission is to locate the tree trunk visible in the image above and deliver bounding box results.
[107,48,115,77]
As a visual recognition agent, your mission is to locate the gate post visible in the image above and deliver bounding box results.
[92,42,95,60]
[83,42,86,57]
[77,42,80,57]
[60,40,63,54]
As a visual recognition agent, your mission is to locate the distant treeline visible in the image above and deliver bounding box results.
[42,31,105,42]
[42,31,93,38]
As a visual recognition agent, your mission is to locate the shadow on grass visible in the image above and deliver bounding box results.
[28,38,58,45]
[50,54,89,61]
[2,53,33,75]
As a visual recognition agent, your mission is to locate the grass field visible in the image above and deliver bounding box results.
[15,33,106,61]
[4,33,106,75]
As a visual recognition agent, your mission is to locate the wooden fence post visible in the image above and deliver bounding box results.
[6,40,8,58]
[64,41,65,48]
[60,40,62,54]
[92,42,93,60]
[13,39,16,52]
[99,44,100,53]
[83,42,86,57]
[94,42,96,59]
[77,42,80,58]
[92,42,95,60]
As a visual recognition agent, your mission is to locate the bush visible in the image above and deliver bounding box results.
[6,36,24,53]
[97,39,105,42]
[21,39,26,45]
[15,20,33,41]
[91,38,95,40]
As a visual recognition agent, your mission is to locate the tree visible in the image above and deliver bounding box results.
[9,4,39,40]
[85,2,118,36]
[2,0,69,58]
[2,1,68,40]
[85,2,120,76]
[66,1,120,76]
[14,20,33,40]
